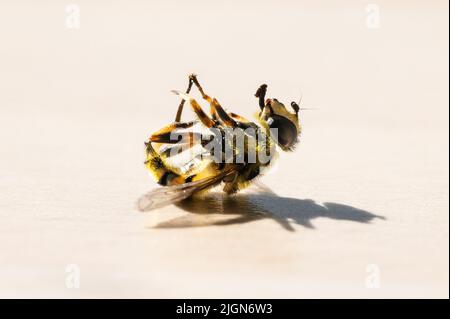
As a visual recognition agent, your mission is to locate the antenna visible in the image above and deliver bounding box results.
[297,89,303,107]
[294,89,318,111]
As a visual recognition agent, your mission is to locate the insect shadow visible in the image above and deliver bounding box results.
[152,187,384,231]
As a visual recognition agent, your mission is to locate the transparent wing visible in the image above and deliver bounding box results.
[137,168,235,212]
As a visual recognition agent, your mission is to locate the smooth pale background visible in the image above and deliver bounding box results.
[0,0,448,298]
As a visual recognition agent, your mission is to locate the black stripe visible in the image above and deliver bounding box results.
[247,166,260,180]
[151,157,164,169]
[216,106,236,126]
[158,172,178,185]
[177,121,196,128]
[151,132,202,144]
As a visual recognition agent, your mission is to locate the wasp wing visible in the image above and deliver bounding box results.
[137,168,235,212]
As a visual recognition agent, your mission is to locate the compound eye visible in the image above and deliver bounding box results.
[268,115,298,148]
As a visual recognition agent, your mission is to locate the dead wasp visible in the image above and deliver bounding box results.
[137,74,302,211]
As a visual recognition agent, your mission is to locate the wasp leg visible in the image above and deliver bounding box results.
[174,76,195,122]
[188,74,220,120]
[174,73,208,122]
[172,91,215,128]
[188,74,238,126]
[150,121,199,149]
[255,84,268,110]
[189,74,208,99]
[151,121,196,138]
[150,131,203,147]
[210,98,238,127]
[223,165,260,194]
[229,112,250,123]
[223,172,239,194]
[188,75,240,127]
[186,74,238,127]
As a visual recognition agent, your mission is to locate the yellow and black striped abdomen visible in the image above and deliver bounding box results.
[145,141,227,187]
[145,142,191,186]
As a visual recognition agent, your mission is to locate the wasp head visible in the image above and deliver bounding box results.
[255,84,301,151]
